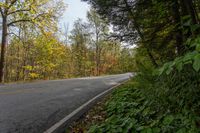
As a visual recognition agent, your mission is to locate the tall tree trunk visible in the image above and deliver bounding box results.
[172,0,184,55]
[0,16,8,83]
[16,44,20,81]
[95,30,100,76]
[123,0,159,67]
[180,0,192,39]
[183,0,200,35]
[184,0,198,25]
[193,1,200,23]
[96,43,100,76]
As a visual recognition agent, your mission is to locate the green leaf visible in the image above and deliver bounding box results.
[196,43,200,51]
[152,127,160,133]
[166,66,173,75]
[165,62,174,75]
[183,52,195,62]
[193,54,200,72]
[88,125,98,133]
[158,62,173,75]
[176,62,183,72]
[142,107,150,116]
[195,38,200,52]
[158,66,165,76]
[176,128,187,133]
[191,24,200,32]
[141,128,152,133]
[163,115,174,125]
[170,57,183,72]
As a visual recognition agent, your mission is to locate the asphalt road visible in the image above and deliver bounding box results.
[0,73,132,133]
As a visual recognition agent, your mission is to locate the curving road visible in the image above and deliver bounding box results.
[0,73,132,133]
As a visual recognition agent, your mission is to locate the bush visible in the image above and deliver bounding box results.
[88,66,200,133]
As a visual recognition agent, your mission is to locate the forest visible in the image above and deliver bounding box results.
[70,0,200,132]
[1,0,200,132]
[0,0,134,83]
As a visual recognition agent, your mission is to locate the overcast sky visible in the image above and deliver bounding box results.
[60,0,90,32]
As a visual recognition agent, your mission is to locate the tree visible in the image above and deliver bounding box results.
[0,0,65,82]
[69,19,90,77]
[83,0,200,67]
[5,31,72,81]
[82,0,160,67]
[87,9,109,75]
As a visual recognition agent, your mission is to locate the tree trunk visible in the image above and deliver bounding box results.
[96,43,100,76]
[180,0,192,39]
[95,30,100,76]
[184,0,198,25]
[16,44,20,81]
[123,0,159,67]
[0,16,8,83]
[172,0,184,55]
[180,0,200,36]
[147,48,158,68]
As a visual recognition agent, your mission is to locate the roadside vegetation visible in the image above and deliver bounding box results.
[68,70,200,132]
[73,0,200,132]
[86,71,200,132]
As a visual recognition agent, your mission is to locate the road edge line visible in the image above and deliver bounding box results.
[44,79,130,133]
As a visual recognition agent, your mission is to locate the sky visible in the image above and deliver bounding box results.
[59,0,90,32]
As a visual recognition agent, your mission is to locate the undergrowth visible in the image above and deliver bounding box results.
[88,68,200,133]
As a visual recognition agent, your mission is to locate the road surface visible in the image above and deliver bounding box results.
[0,73,132,133]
